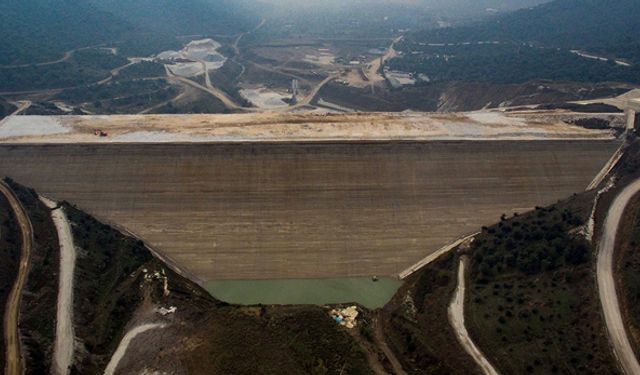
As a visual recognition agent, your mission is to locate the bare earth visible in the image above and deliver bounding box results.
[0,139,619,280]
[0,111,616,144]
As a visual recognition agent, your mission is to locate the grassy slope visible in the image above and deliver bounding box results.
[466,194,618,374]
[381,252,481,374]
[4,179,60,375]
[180,306,374,374]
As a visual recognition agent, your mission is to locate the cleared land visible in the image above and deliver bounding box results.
[0,111,617,143]
[0,140,618,280]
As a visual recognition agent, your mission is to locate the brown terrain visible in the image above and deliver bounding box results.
[0,140,619,281]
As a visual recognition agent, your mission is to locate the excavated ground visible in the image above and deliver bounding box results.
[0,110,617,143]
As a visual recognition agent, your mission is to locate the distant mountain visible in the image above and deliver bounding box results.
[419,0,553,18]
[0,0,255,65]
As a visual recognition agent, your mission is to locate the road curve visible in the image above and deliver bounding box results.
[40,197,77,375]
[103,323,165,375]
[167,68,244,111]
[1,180,33,375]
[448,257,500,375]
[597,178,640,375]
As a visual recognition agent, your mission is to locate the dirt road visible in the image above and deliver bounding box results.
[373,318,407,375]
[232,18,266,56]
[0,51,74,69]
[104,323,166,375]
[40,196,77,375]
[96,58,145,85]
[365,35,403,86]
[597,178,640,375]
[166,68,244,111]
[448,257,500,375]
[0,100,31,127]
[1,180,33,375]
[287,74,336,111]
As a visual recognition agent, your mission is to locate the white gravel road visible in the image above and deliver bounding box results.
[597,178,640,375]
[448,257,500,375]
[104,323,166,375]
[41,197,77,375]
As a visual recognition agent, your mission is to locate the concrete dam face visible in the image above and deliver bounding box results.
[0,140,619,281]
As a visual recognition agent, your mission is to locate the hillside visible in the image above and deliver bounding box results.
[93,0,255,39]
[0,179,378,374]
[0,0,130,65]
[415,0,639,50]
[0,0,253,65]
[392,0,640,84]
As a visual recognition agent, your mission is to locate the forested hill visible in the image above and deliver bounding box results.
[390,0,640,85]
[411,0,640,57]
[0,0,255,65]
[0,0,129,65]
[93,0,255,38]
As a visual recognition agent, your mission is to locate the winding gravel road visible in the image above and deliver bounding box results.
[597,178,640,375]
[1,181,33,375]
[448,257,500,375]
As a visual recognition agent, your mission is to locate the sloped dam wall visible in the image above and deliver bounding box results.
[0,140,619,280]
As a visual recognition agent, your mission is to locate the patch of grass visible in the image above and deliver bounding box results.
[184,306,374,375]
[55,79,178,114]
[115,61,166,81]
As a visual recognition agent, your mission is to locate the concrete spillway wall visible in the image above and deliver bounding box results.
[626,99,640,130]
[0,141,620,280]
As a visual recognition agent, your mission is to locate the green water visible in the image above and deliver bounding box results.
[205,277,402,309]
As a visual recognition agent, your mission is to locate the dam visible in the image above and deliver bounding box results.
[0,112,620,285]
